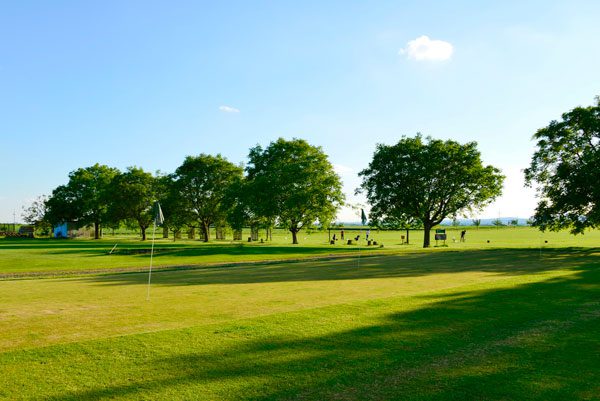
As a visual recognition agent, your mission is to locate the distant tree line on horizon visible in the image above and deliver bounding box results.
[20,96,600,247]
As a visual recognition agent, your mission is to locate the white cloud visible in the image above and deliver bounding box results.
[333,164,353,175]
[219,105,240,113]
[400,35,454,61]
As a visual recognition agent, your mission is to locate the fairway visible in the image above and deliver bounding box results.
[2,227,600,276]
[5,2,600,399]
[1,229,599,400]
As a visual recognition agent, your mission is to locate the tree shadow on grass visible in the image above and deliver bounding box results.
[46,260,600,400]
[83,247,600,287]
[0,238,117,250]
[0,239,348,257]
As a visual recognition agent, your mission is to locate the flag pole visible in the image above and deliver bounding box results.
[147,220,156,301]
[147,201,164,301]
[358,208,367,268]
[357,237,361,268]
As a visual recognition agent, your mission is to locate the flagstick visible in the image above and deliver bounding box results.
[146,220,157,301]
[357,230,362,268]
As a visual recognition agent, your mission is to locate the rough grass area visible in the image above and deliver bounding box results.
[1,241,599,400]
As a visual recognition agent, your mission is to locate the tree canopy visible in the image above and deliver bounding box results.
[174,154,243,242]
[524,97,600,234]
[22,195,52,234]
[107,167,157,240]
[45,164,119,239]
[246,138,344,244]
[359,135,504,247]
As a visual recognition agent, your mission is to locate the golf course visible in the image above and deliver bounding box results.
[4,2,600,399]
[1,227,598,400]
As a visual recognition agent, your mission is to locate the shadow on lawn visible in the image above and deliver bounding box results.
[0,238,345,257]
[0,238,333,251]
[43,245,354,260]
[52,259,600,400]
[84,247,600,287]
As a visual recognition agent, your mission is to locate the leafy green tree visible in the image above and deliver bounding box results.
[155,174,187,241]
[107,167,157,240]
[45,164,119,239]
[492,218,504,227]
[246,138,344,244]
[174,154,243,242]
[359,135,504,247]
[525,97,600,234]
[471,219,481,228]
[224,179,274,243]
[224,178,260,231]
[22,195,52,235]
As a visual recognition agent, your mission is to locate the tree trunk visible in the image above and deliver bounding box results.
[291,229,299,244]
[423,224,431,248]
[94,222,100,240]
[202,222,209,243]
[141,226,146,241]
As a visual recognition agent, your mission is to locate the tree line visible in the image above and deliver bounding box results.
[37,138,344,244]
[23,96,600,247]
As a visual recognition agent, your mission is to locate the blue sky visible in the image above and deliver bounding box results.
[1,1,599,222]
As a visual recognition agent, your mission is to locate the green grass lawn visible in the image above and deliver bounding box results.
[0,229,599,400]
[2,227,600,276]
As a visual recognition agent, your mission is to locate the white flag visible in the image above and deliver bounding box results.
[154,202,164,226]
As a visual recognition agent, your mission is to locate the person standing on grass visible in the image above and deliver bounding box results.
[341,229,344,240]
[460,230,466,242]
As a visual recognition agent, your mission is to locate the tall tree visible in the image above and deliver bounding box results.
[45,164,119,239]
[525,97,600,234]
[359,135,504,247]
[22,195,52,234]
[107,167,157,240]
[224,176,273,236]
[246,138,344,244]
[174,154,243,242]
[155,174,180,240]
[223,178,253,232]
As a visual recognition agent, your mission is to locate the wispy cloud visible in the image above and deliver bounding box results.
[400,35,454,61]
[333,164,353,175]
[219,105,240,113]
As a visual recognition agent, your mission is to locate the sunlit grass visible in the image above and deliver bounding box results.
[2,227,600,275]
[0,229,599,399]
